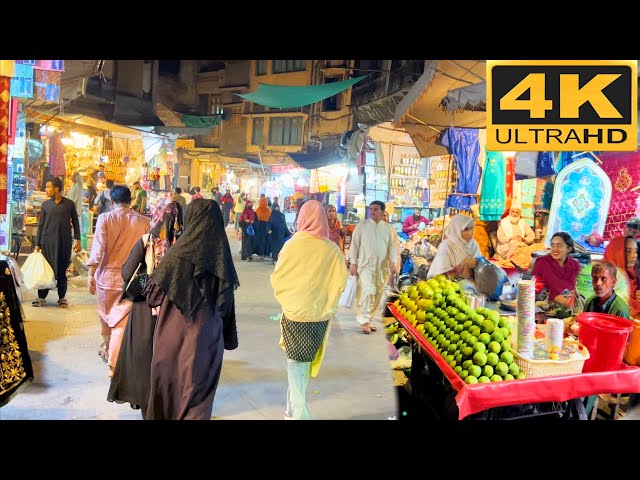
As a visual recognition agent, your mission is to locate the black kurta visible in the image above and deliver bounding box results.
[35,197,81,278]
[0,259,34,407]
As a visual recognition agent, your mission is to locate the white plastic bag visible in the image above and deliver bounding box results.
[339,275,357,308]
[22,251,57,290]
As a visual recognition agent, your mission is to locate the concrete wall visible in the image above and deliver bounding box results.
[178,60,199,106]
[117,60,144,98]
[222,61,251,87]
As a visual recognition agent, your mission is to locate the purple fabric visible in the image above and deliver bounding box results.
[599,150,640,240]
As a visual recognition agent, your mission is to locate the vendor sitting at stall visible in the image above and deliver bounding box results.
[495,203,535,260]
[427,214,480,280]
[531,231,582,308]
[583,262,630,318]
[402,208,430,237]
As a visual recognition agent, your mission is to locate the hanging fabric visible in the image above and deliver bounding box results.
[520,178,537,226]
[0,76,9,214]
[502,154,515,217]
[441,127,481,211]
[479,151,507,221]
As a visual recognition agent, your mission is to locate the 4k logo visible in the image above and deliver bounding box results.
[487,60,637,151]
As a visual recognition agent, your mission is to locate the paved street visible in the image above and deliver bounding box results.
[1,228,397,420]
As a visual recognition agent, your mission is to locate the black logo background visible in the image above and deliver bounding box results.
[491,65,632,125]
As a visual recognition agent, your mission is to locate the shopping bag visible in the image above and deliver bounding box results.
[339,275,357,308]
[246,224,255,236]
[22,251,57,290]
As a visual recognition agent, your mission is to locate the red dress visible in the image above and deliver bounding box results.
[531,254,581,300]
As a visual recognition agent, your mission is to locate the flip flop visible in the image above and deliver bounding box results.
[368,323,377,332]
[360,324,372,334]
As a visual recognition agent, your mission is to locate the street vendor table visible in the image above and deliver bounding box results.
[387,303,640,420]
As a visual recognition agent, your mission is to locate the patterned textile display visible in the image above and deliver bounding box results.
[479,151,507,221]
[0,76,9,214]
[534,179,554,211]
[598,150,640,240]
[519,178,537,226]
[34,69,61,103]
[9,63,33,99]
[536,152,555,177]
[545,159,612,247]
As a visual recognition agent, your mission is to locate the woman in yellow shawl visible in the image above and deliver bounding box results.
[254,197,272,259]
[270,200,348,419]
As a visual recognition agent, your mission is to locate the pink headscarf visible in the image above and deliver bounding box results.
[296,199,329,240]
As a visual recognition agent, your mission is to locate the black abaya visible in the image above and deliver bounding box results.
[107,239,156,417]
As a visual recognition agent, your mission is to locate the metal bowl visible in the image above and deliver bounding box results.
[499,292,517,311]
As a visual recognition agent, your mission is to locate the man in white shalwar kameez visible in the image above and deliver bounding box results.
[348,200,398,334]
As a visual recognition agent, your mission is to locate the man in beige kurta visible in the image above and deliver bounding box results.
[86,186,150,377]
[349,200,398,334]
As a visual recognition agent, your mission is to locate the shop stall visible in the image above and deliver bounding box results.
[385,278,640,420]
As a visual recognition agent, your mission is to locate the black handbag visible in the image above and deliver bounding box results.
[120,235,152,303]
[121,262,149,302]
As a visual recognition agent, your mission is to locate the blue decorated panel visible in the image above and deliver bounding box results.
[545,159,612,247]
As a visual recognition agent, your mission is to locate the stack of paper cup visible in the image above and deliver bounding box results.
[545,318,564,360]
[516,278,536,359]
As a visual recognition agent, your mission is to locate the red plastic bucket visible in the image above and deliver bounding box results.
[577,312,633,372]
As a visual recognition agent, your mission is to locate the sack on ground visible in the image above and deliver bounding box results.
[22,251,57,290]
[339,275,357,308]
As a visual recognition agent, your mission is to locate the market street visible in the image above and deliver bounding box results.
[0,229,397,420]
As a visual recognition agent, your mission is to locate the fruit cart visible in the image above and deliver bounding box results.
[387,303,640,420]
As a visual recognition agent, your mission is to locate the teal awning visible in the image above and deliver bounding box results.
[236,75,368,109]
[181,114,227,128]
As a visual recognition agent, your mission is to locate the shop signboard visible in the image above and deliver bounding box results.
[487,60,637,152]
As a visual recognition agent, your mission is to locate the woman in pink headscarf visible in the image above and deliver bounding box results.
[270,200,348,420]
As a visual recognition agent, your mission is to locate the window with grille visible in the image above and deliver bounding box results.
[268,117,303,145]
[227,106,246,127]
[256,60,267,75]
[252,117,264,145]
[272,60,306,74]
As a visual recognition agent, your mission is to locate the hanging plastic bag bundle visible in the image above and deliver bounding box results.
[339,275,357,308]
[21,251,57,290]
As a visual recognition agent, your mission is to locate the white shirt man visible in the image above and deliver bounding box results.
[348,200,399,334]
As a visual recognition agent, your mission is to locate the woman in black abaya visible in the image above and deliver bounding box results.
[143,199,240,420]
[107,199,182,417]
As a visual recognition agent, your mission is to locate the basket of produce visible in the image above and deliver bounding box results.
[511,339,589,378]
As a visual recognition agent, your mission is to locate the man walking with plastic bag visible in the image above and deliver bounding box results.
[32,177,81,308]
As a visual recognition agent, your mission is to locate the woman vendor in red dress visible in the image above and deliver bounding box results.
[531,232,582,308]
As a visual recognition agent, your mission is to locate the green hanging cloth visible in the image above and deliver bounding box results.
[236,75,368,109]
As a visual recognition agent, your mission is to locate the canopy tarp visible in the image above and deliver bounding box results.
[393,60,486,156]
[237,75,368,109]
[181,113,229,128]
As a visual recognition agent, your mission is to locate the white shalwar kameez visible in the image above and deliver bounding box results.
[349,219,398,325]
